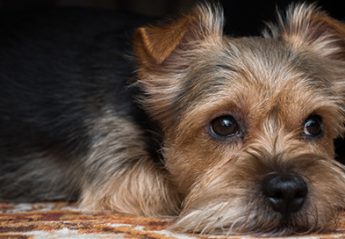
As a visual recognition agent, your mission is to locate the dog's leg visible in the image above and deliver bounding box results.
[79,116,180,216]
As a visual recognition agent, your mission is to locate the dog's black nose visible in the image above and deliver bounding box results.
[262,173,308,215]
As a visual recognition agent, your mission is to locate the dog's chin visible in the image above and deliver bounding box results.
[170,159,345,236]
[171,199,337,236]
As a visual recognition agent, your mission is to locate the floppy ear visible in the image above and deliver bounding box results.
[265,3,345,60]
[134,17,190,66]
[132,4,224,124]
[133,3,224,67]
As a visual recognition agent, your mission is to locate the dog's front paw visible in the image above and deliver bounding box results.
[79,159,180,217]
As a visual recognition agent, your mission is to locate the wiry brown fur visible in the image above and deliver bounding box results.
[133,2,345,235]
[2,2,345,236]
[79,114,180,216]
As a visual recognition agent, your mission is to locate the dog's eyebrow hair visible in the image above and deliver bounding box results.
[170,74,229,124]
[170,62,237,114]
[215,64,238,72]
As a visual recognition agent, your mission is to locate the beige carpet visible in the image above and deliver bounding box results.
[1,202,345,239]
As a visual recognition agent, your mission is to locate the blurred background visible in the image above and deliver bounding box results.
[0,0,343,36]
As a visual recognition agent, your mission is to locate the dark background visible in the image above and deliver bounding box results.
[0,0,344,36]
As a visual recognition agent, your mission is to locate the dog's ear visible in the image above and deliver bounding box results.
[265,3,345,60]
[133,4,224,124]
[134,3,224,67]
[267,4,345,129]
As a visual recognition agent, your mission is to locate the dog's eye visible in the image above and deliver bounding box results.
[209,115,241,139]
[303,115,323,138]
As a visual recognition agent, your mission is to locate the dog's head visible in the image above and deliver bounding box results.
[134,3,345,235]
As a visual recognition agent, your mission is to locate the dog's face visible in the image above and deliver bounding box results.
[134,4,345,234]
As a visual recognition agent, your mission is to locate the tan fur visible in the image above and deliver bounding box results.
[73,2,345,236]
[130,2,345,235]
[264,3,345,60]
[133,4,224,126]
[134,4,224,66]
[79,113,180,216]
[5,1,345,236]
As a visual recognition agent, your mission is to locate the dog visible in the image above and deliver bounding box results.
[1,2,345,235]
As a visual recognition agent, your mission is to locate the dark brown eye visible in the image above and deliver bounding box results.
[209,115,241,139]
[303,115,323,138]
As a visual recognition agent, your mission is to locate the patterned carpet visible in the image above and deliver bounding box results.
[1,202,345,239]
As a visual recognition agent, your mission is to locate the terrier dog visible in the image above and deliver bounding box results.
[1,2,345,235]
